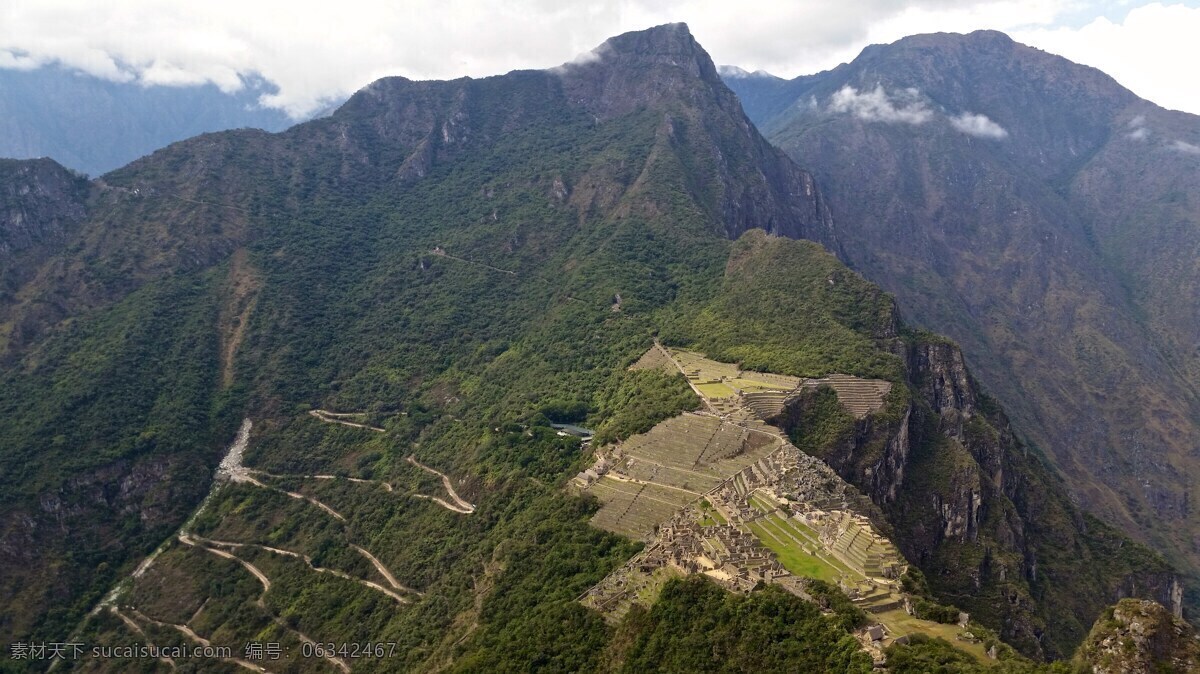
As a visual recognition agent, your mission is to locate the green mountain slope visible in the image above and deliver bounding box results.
[723,30,1200,603]
[0,23,1184,670]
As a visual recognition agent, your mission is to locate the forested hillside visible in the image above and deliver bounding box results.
[0,23,1186,671]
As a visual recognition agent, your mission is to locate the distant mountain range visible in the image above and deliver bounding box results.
[722,30,1200,600]
[0,65,304,176]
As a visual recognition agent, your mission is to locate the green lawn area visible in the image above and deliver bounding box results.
[762,514,861,577]
[697,500,727,526]
[875,608,991,663]
[747,520,841,582]
[697,382,736,399]
[786,517,819,540]
[728,378,777,392]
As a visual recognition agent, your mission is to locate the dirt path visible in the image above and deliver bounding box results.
[179,534,271,593]
[191,536,410,604]
[126,608,267,673]
[111,607,177,669]
[431,247,516,275]
[412,493,474,514]
[309,409,385,432]
[407,456,475,513]
[308,474,394,492]
[282,624,351,673]
[236,472,347,521]
[353,544,424,596]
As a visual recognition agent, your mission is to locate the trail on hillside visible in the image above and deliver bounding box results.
[353,544,424,595]
[110,607,177,669]
[407,456,476,513]
[176,535,359,672]
[180,534,271,594]
[235,471,347,521]
[430,246,585,302]
[125,608,267,673]
[189,535,412,604]
[309,409,385,432]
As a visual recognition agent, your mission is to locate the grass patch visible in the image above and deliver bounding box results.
[874,609,990,663]
[696,382,736,399]
[747,520,841,583]
[697,500,727,526]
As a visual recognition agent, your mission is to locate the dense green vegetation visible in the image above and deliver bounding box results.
[590,369,700,446]
[660,232,905,382]
[0,268,238,643]
[610,577,872,673]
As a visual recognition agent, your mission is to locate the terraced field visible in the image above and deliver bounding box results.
[587,477,692,538]
[627,345,675,373]
[801,373,892,418]
[581,347,989,664]
[583,412,786,538]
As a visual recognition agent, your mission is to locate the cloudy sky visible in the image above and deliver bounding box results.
[1,1,1198,117]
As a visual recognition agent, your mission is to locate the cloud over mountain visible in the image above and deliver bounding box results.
[828,85,933,124]
[949,111,1009,138]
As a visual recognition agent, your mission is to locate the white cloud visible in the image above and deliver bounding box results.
[1169,140,1200,155]
[1126,114,1150,140]
[0,2,1197,116]
[949,112,1009,138]
[1013,3,1200,115]
[828,85,933,124]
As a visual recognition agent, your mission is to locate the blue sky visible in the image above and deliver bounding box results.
[1,1,1197,115]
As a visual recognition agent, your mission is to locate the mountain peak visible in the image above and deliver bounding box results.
[560,22,718,86]
[597,22,696,57]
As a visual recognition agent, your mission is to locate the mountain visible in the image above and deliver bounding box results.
[0,23,1184,670]
[723,30,1200,601]
[0,65,300,176]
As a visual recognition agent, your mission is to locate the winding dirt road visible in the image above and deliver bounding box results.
[407,456,475,513]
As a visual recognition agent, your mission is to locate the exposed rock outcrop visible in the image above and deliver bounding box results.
[0,157,89,260]
[1076,599,1200,674]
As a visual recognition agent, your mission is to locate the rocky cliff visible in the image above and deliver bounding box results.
[777,328,1180,659]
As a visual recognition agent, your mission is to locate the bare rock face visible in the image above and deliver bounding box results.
[0,158,88,259]
[1076,599,1200,673]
